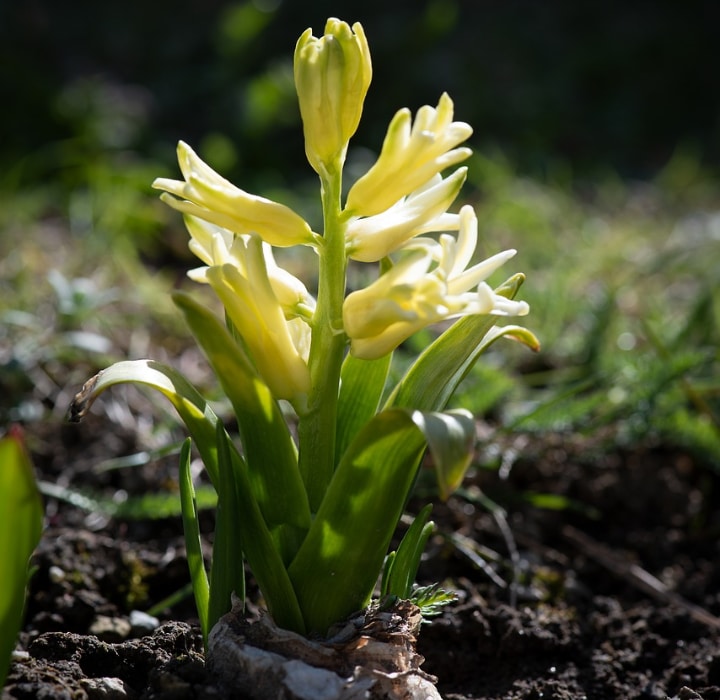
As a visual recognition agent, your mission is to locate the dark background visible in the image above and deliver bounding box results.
[2,0,718,190]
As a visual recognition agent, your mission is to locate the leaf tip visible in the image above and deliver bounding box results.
[68,371,103,423]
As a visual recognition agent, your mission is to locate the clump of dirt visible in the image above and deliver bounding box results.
[4,412,720,699]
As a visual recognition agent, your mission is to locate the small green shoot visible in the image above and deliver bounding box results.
[0,427,43,689]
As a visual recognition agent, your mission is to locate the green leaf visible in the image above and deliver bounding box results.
[416,409,476,500]
[178,438,210,645]
[289,410,425,634]
[69,359,305,634]
[335,351,392,463]
[202,423,305,634]
[288,408,475,635]
[480,324,541,354]
[381,504,434,599]
[0,427,43,689]
[173,292,311,553]
[207,422,245,633]
[409,583,457,618]
[379,551,396,597]
[385,274,536,412]
[70,359,224,488]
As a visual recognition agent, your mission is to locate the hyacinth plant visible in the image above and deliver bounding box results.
[71,18,538,643]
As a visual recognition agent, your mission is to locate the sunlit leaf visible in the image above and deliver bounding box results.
[335,351,392,463]
[381,503,434,599]
[70,359,224,487]
[0,427,43,689]
[178,438,210,644]
[288,408,475,634]
[174,292,311,550]
[69,359,305,633]
[416,409,476,500]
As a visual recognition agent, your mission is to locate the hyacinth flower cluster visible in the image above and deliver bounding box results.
[71,19,538,642]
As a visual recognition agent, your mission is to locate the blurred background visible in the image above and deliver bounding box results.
[1,0,719,468]
[3,0,719,180]
[3,0,719,187]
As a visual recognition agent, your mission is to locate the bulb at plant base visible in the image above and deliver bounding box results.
[343,205,529,359]
[153,141,315,247]
[294,18,372,174]
[346,93,472,217]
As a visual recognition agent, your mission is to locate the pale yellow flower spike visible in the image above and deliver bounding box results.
[205,236,312,402]
[182,216,317,326]
[294,18,372,175]
[182,215,232,274]
[345,168,467,263]
[345,93,473,217]
[152,141,315,248]
[343,205,529,360]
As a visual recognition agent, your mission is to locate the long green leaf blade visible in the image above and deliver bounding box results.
[173,292,311,542]
[178,438,210,644]
[224,433,306,633]
[69,359,305,633]
[0,428,43,689]
[288,408,475,635]
[70,359,224,487]
[336,352,392,463]
[382,503,434,599]
[289,409,425,634]
[207,423,245,633]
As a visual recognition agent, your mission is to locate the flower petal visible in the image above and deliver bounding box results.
[343,204,529,359]
[204,238,312,401]
[345,93,472,217]
[153,141,315,247]
[346,169,466,262]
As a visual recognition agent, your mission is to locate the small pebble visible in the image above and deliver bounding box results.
[80,676,131,700]
[129,609,160,636]
[676,689,704,700]
[48,565,65,583]
[89,615,132,642]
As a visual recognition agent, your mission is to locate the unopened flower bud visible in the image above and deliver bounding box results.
[294,18,372,175]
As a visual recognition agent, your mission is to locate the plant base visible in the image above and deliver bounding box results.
[207,597,442,699]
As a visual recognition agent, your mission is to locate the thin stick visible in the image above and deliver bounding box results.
[562,525,720,631]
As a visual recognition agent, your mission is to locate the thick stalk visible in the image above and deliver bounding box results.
[298,164,348,512]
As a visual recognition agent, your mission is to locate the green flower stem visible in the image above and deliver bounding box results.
[298,164,348,512]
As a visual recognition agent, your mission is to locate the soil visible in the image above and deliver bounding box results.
[4,404,720,699]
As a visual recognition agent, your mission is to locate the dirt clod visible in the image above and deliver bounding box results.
[4,416,720,699]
